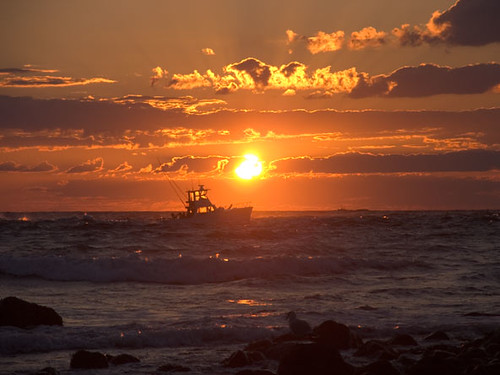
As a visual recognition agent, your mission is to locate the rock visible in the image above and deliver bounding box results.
[235,371,275,375]
[0,296,63,328]
[245,339,273,352]
[157,363,191,372]
[406,349,465,375]
[278,343,354,375]
[313,320,358,350]
[34,367,59,375]
[286,311,312,337]
[224,350,252,368]
[354,340,399,360]
[424,331,450,341]
[263,342,297,361]
[388,333,418,346]
[70,350,108,369]
[356,360,400,375]
[107,353,140,365]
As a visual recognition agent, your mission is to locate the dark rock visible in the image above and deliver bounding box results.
[235,371,275,375]
[388,333,418,347]
[70,350,108,369]
[356,360,400,375]
[108,353,140,365]
[245,339,273,352]
[354,340,399,360]
[248,351,266,362]
[0,296,63,328]
[424,331,450,341]
[274,333,305,342]
[224,350,251,368]
[468,361,500,375]
[263,342,297,361]
[278,343,354,375]
[157,363,191,372]
[313,320,358,350]
[406,350,465,375]
[34,367,59,375]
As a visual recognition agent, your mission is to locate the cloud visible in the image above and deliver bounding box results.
[162,59,500,98]
[349,63,500,98]
[108,94,227,114]
[306,30,345,54]
[0,67,59,75]
[151,66,168,87]
[110,162,133,173]
[0,76,116,88]
[164,57,360,94]
[427,0,500,46]
[392,0,500,47]
[286,29,345,54]
[289,0,500,51]
[201,48,215,56]
[0,161,56,172]
[270,150,500,175]
[157,155,231,175]
[348,27,387,50]
[66,158,104,173]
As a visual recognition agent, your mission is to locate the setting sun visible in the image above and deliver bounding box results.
[235,154,263,180]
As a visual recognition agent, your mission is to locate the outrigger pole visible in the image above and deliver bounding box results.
[157,158,187,208]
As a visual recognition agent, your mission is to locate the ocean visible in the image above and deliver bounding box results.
[1,210,499,374]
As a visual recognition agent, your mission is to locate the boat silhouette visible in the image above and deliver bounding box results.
[171,185,252,223]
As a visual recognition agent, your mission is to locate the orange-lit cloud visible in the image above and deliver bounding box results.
[290,0,499,51]
[157,155,230,175]
[66,157,104,173]
[306,30,345,54]
[160,59,500,98]
[151,66,168,86]
[162,57,360,95]
[348,27,387,50]
[201,48,215,56]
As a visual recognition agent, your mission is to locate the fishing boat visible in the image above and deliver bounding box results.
[171,185,252,223]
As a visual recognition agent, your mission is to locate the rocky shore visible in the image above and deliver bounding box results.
[2,297,499,374]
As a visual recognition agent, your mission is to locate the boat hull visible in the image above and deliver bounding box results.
[177,206,253,224]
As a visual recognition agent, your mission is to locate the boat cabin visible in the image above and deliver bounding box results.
[186,185,216,215]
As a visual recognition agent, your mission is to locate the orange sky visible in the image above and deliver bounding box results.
[1,0,499,211]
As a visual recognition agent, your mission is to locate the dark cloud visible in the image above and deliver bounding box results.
[430,0,500,46]
[271,150,500,175]
[0,160,56,172]
[0,67,58,75]
[66,158,104,173]
[0,76,115,88]
[226,58,271,89]
[280,62,304,77]
[350,63,500,98]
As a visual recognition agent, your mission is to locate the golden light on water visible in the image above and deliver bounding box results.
[235,154,263,180]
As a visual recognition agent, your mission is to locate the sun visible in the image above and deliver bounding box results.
[235,154,263,180]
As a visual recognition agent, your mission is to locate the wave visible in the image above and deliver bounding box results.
[0,252,430,285]
[0,324,275,355]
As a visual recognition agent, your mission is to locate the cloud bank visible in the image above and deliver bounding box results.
[288,0,500,53]
[158,59,500,98]
[270,150,500,175]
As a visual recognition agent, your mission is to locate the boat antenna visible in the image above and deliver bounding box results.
[157,158,186,208]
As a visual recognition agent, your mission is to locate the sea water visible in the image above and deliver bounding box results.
[0,211,499,374]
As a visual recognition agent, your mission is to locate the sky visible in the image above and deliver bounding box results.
[0,0,499,211]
